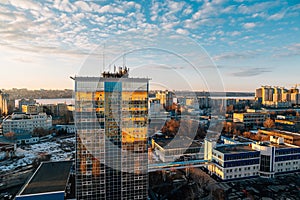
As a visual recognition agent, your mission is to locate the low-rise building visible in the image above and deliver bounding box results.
[0,142,16,160]
[207,143,260,180]
[206,136,300,181]
[16,161,73,200]
[258,129,300,146]
[252,136,300,178]
[233,112,269,127]
[2,113,52,134]
[152,136,203,162]
[275,119,300,132]
[55,124,75,134]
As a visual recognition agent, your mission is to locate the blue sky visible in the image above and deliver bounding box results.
[0,0,299,92]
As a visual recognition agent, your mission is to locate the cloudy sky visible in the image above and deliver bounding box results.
[0,0,299,92]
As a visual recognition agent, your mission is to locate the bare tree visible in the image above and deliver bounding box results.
[263,118,275,129]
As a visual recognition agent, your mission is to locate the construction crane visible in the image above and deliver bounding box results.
[294,84,300,89]
[288,84,300,89]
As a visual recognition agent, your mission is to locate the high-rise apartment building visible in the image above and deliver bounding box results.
[256,86,299,107]
[0,90,9,115]
[74,67,149,200]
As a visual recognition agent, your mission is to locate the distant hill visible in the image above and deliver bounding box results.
[2,88,73,99]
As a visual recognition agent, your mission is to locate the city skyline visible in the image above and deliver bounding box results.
[1,0,300,91]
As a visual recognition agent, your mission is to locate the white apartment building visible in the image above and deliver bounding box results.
[206,136,300,181]
[2,113,52,134]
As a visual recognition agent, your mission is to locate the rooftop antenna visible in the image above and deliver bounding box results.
[102,43,105,73]
[123,49,126,67]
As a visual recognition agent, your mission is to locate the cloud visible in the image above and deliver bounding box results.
[176,28,189,35]
[0,12,15,22]
[12,57,34,63]
[96,4,124,14]
[184,18,224,29]
[287,43,300,51]
[53,0,76,12]
[237,1,280,15]
[231,67,271,77]
[183,6,193,15]
[221,5,236,13]
[273,43,300,57]
[9,0,41,11]
[213,51,259,60]
[251,12,267,18]
[145,65,186,70]
[230,31,241,36]
[268,12,285,20]
[243,22,256,29]
[74,1,92,12]
[167,1,185,14]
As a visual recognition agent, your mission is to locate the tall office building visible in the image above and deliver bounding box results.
[74,67,149,200]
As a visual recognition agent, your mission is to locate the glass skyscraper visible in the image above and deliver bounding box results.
[74,68,149,199]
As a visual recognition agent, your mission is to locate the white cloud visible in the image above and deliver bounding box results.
[167,1,185,14]
[125,1,141,10]
[268,12,285,20]
[74,1,92,12]
[94,15,107,23]
[243,22,256,29]
[53,0,77,13]
[213,30,224,36]
[231,67,271,77]
[251,12,266,18]
[221,5,236,13]
[72,13,85,21]
[183,6,193,15]
[96,5,124,14]
[237,2,280,15]
[192,0,226,20]
[9,0,41,11]
[213,50,259,60]
[161,21,179,30]
[0,13,15,22]
[230,31,241,36]
[150,0,167,22]
[176,28,189,35]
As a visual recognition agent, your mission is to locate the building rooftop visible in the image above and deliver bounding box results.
[18,161,72,196]
[257,141,297,149]
[154,136,202,149]
[215,144,257,154]
[0,136,14,144]
[74,76,150,82]
[260,129,300,137]
[222,136,253,144]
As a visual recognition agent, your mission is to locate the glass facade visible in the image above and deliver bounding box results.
[75,76,149,200]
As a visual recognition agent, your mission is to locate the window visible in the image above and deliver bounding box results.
[260,155,271,172]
